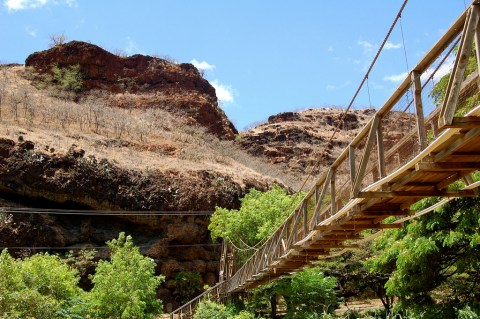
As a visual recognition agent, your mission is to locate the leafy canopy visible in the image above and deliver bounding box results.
[209,185,303,249]
[244,267,338,319]
[0,232,164,319]
[0,250,83,319]
[89,232,164,319]
[367,197,480,318]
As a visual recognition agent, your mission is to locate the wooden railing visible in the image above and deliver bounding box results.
[170,1,480,317]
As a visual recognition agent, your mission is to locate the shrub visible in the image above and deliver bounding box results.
[273,267,338,319]
[193,300,231,319]
[172,271,203,303]
[88,232,164,319]
[0,249,83,319]
[51,64,83,92]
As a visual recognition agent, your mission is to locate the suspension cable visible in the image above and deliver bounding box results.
[246,0,411,249]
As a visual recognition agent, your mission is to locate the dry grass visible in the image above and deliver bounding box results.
[0,65,301,189]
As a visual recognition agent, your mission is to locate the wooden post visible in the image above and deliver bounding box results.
[411,70,428,150]
[303,202,308,236]
[430,119,439,139]
[313,168,333,224]
[352,115,380,197]
[330,168,337,216]
[349,145,356,192]
[474,7,480,88]
[439,5,480,128]
[376,120,386,179]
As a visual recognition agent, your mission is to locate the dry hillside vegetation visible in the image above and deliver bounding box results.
[0,65,298,190]
[239,108,416,181]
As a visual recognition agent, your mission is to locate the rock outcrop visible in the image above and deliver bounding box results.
[0,137,273,307]
[25,41,237,139]
[239,108,415,176]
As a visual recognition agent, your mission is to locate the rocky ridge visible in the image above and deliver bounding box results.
[239,108,415,177]
[25,41,237,139]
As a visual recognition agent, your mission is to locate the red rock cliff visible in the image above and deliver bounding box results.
[25,41,237,139]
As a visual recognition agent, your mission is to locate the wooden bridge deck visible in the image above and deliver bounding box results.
[240,109,480,290]
[171,1,480,317]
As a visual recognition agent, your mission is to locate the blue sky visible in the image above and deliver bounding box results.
[0,0,468,130]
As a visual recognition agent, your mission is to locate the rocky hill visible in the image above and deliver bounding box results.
[0,41,413,309]
[239,108,415,179]
[25,40,237,139]
[0,42,293,308]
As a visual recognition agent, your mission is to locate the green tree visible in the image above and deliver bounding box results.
[193,300,231,319]
[285,268,338,318]
[0,249,83,319]
[244,268,338,319]
[209,185,303,261]
[52,64,83,92]
[172,271,203,303]
[193,300,264,319]
[367,197,480,318]
[88,232,164,319]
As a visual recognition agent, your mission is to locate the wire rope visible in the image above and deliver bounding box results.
[0,207,213,216]
[0,243,222,251]
[242,0,411,252]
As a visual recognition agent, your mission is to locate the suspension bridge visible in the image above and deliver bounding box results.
[171,1,480,317]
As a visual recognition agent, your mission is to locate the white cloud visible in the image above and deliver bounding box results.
[384,41,402,50]
[212,80,234,104]
[326,81,351,91]
[383,72,408,83]
[25,26,37,37]
[422,55,455,83]
[191,59,215,71]
[4,0,76,11]
[358,40,376,55]
[327,45,334,52]
[124,37,144,55]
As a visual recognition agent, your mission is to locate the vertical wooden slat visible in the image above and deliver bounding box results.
[349,145,356,190]
[439,5,479,127]
[330,168,337,216]
[313,168,333,224]
[411,70,428,150]
[474,7,480,88]
[352,115,380,197]
[303,202,308,236]
[430,119,439,139]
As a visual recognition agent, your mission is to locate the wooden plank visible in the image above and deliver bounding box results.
[474,9,480,88]
[349,145,356,186]
[376,120,387,180]
[404,182,441,187]
[312,168,333,225]
[389,169,424,189]
[436,169,478,190]
[316,223,401,231]
[416,162,480,171]
[435,128,480,161]
[439,6,479,128]
[352,115,380,196]
[322,234,362,240]
[358,189,478,198]
[303,202,308,236]
[331,168,337,216]
[304,243,359,249]
[411,70,428,150]
[441,151,480,161]
[442,116,480,128]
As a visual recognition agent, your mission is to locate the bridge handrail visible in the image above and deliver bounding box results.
[225,1,478,294]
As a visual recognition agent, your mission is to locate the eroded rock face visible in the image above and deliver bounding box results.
[239,108,414,175]
[0,138,274,210]
[0,138,272,307]
[25,41,237,139]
